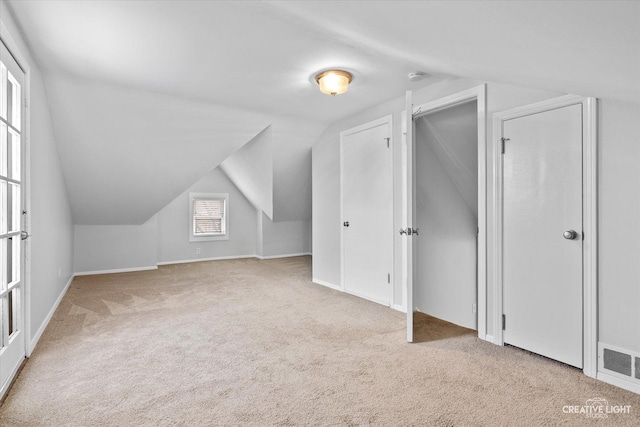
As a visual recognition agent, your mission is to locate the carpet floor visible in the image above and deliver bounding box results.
[1,256,638,426]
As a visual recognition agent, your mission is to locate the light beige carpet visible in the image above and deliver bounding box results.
[1,256,639,426]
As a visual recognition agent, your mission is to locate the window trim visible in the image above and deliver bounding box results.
[189,192,229,242]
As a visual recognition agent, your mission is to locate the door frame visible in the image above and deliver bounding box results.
[0,18,31,399]
[402,84,487,340]
[492,95,597,378]
[340,115,394,306]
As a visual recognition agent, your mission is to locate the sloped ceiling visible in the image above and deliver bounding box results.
[45,75,272,224]
[220,127,274,220]
[418,102,478,217]
[5,0,639,225]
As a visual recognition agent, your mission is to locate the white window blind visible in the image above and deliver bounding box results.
[193,198,225,236]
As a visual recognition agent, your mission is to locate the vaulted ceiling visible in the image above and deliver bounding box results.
[6,0,639,224]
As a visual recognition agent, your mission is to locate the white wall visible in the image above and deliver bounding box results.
[1,2,74,347]
[312,77,640,361]
[220,126,273,219]
[414,102,477,329]
[598,99,640,353]
[259,212,310,258]
[157,167,257,263]
[74,216,158,274]
[312,77,563,318]
[72,165,312,271]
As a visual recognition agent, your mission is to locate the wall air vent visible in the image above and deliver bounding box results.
[598,343,640,390]
[603,348,632,376]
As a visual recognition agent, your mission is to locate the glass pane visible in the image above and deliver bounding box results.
[6,236,12,285]
[194,199,224,216]
[8,290,13,336]
[0,180,5,235]
[194,218,223,235]
[8,182,19,233]
[9,235,19,285]
[0,297,4,348]
[0,63,5,120]
[7,72,20,130]
[0,238,5,290]
[6,78,12,126]
[0,122,6,178]
[8,129,19,181]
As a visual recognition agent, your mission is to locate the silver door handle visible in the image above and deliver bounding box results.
[21,231,31,240]
[563,230,578,240]
[400,228,418,236]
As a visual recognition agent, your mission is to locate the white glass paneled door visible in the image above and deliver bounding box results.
[0,39,25,394]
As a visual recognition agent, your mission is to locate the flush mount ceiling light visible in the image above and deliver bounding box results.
[315,70,352,96]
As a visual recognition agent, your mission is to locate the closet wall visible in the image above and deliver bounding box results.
[414,101,478,329]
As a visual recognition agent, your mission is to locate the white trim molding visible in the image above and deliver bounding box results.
[312,278,342,292]
[491,95,598,379]
[405,85,487,340]
[158,253,311,266]
[74,266,158,276]
[256,252,311,260]
[29,274,74,355]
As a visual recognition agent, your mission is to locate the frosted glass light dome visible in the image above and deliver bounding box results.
[315,70,352,96]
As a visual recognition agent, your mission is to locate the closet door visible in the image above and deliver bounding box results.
[341,116,393,306]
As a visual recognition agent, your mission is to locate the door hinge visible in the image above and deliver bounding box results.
[501,137,510,154]
[387,273,390,284]
[384,137,390,148]
[502,314,506,330]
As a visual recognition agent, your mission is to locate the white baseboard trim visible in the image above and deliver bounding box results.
[392,304,406,313]
[29,274,74,354]
[597,371,640,395]
[483,334,495,344]
[312,278,342,291]
[256,252,311,260]
[157,255,257,266]
[74,266,158,276]
[158,253,312,266]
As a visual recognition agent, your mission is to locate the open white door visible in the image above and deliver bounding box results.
[402,91,414,342]
[0,38,26,397]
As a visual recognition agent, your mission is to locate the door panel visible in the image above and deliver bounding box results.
[404,91,414,342]
[503,104,583,368]
[342,121,392,305]
[0,39,25,393]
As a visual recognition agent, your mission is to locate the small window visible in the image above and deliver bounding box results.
[189,193,229,242]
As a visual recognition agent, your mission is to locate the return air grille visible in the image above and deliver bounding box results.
[598,343,640,388]
[603,348,631,376]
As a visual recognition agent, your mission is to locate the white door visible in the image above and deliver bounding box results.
[502,104,583,368]
[342,118,393,305]
[0,39,26,392]
[403,91,414,342]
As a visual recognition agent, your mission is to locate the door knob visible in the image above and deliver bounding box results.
[563,230,578,240]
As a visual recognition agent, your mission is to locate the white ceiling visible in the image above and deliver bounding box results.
[5,0,639,224]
